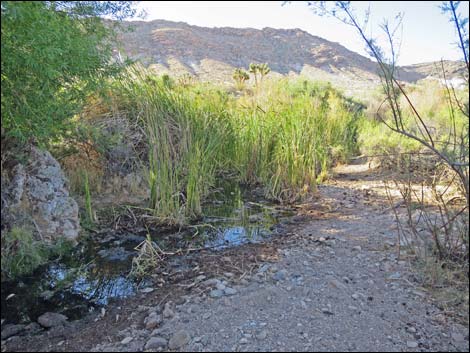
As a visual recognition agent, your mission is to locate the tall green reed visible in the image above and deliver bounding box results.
[105,66,360,222]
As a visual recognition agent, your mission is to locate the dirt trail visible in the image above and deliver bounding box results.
[2,162,469,352]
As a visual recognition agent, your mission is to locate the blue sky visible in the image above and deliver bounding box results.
[133,1,469,65]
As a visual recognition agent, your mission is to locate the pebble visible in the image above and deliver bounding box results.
[203,278,220,287]
[163,303,174,318]
[256,330,268,340]
[144,313,162,330]
[190,342,204,352]
[352,246,362,251]
[39,290,54,300]
[321,308,334,315]
[140,287,154,293]
[351,293,361,300]
[407,341,419,348]
[451,332,466,342]
[209,289,224,298]
[224,287,238,296]
[387,272,401,280]
[258,264,270,274]
[239,338,248,344]
[195,275,206,282]
[216,282,226,291]
[329,279,347,290]
[121,337,133,345]
[145,336,168,350]
[169,330,191,350]
[240,279,249,286]
[273,270,288,281]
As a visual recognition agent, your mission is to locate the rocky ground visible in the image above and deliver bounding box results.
[1,162,469,352]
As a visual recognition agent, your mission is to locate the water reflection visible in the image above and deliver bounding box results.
[1,179,293,324]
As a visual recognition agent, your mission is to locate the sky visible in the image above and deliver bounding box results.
[131,1,469,66]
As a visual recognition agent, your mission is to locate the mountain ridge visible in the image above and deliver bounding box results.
[116,19,466,92]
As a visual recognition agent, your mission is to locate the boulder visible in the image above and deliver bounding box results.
[1,146,80,243]
[37,312,68,328]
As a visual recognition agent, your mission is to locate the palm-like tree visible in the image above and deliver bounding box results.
[233,68,250,90]
[248,63,271,88]
[258,63,271,82]
[249,63,259,87]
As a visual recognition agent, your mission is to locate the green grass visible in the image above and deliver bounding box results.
[97,66,362,223]
[1,227,75,279]
[233,79,360,201]
[114,66,236,225]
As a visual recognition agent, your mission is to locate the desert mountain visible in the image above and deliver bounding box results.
[116,19,465,92]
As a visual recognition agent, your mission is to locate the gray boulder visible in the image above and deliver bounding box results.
[37,312,68,328]
[1,146,80,243]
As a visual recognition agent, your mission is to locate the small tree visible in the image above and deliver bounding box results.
[178,73,196,87]
[249,63,271,90]
[249,63,260,87]
[258,63,271,83]
[1,1,139,146]
[233,68,250,90]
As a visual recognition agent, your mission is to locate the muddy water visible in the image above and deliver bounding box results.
[1,180,294,324]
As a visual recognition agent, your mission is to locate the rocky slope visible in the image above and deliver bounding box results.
[115,19,465,90]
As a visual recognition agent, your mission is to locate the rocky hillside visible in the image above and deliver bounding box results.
[116,19,465,91]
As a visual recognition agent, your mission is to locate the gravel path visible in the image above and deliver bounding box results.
[2,163,469,352]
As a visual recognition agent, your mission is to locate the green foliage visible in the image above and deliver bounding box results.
[1,226,74,279]
[161,74,174,89]
[258,63,271,79]
[234,78,360,200]
[1,227,47,279]
[112,66,236,224]
[248,62,271,87]
[1,1,137,145]
[232,68,250,90]
[358,80,469,158]
[101,67,360,222]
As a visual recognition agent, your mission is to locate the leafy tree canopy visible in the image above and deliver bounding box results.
[1,1,138,145]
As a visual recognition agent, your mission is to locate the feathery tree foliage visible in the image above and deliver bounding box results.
[1,1,139,145]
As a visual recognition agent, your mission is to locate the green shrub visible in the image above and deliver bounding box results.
[1,1,137,145]
[1,227,74,279]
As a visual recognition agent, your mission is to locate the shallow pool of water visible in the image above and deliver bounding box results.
[1,180,293,324]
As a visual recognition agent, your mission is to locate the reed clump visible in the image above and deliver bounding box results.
[101,65,361,223]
